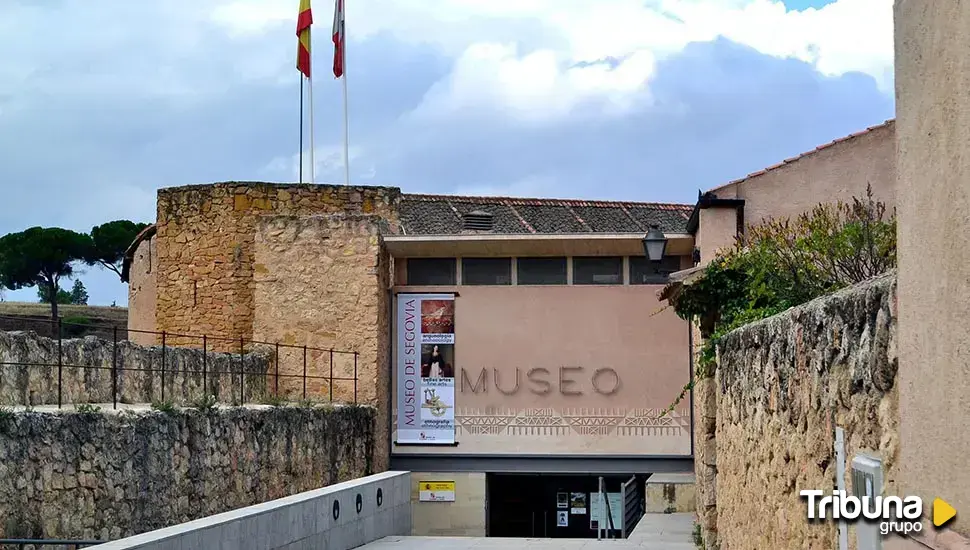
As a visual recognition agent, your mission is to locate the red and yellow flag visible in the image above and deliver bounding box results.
[296,0,313,78]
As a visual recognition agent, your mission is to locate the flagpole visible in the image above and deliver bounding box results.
[299,76,304,184]
[341,34,350,186]
[309,76,315,184]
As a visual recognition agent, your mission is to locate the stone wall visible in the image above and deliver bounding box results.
[692,322,719,549]
[0,330,270,407]
[0,405,376,542]
[252,214,392,470]
[713,273,897,550]
[154,183,399,350]
[127,234,157,347]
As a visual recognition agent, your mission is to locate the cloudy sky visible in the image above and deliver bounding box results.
[0,0,894,306]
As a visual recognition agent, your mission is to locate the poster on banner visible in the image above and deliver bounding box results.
[396,294,457,444]
[557,511,569,527]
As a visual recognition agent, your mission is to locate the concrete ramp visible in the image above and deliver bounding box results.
[359,513,695,549]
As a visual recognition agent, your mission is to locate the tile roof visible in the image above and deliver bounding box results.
[708,119,895,193]
[398,193,693,235]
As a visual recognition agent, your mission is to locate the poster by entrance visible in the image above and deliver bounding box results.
[396,294,456,444]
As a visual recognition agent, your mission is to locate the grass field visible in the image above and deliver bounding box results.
[0,301,128,325]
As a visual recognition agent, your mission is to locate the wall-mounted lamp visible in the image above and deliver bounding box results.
[641,225,668,262]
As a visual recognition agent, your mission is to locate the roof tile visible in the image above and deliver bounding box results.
[398,194,692,235]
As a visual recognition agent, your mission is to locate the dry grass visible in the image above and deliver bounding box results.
[0,301,128,324]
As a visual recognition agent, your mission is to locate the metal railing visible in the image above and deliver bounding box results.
[0,539,103,549]
[0,314,360,408]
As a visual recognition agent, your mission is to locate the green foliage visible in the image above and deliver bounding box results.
[0,404,14,424]
[61,315,92,337]
[38,286,74,305]
[151,399,179,415]
[692,522,704,549]
[69,279,89,305]
[90,220,150,279]
[75,403,102,414]
[38,280,89,306]
[297,398,318,409]
[0,227,95,320]
[673,185,896,380]
[191,394,218,412]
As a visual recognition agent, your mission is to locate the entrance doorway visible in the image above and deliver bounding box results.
[486,474,642,538]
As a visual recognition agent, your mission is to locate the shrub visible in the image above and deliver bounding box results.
[75,403,101,414]
[190,394,218,412]
[661,186,895,415]
[297,398,317,409]
[151,399,178,415]
[62,315,92,337]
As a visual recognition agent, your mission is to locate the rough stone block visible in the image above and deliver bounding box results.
[713,273,897,550]
[0,406,375,542]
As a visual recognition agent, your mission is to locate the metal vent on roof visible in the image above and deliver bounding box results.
[462,210,494,231]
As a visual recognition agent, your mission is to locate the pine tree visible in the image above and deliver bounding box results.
[69,279,89,305]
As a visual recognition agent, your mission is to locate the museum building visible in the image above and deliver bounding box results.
[121,119,897,540]
[123,183,697,539]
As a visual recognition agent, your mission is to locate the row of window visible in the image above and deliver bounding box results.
[405,256,683,286]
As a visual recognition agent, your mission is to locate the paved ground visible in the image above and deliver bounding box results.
[359,513,695,549]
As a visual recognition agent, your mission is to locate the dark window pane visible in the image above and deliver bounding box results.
[517,257,567,285]
[630,256,683,285]
[407,258,456,285]
[462,258,512,285]
[573,257,623,285]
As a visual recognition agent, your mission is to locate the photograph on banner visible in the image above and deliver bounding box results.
[421,344,454,378]
[421,377,454,422]
[421,299,455,343]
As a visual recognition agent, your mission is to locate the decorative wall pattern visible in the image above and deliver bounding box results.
[394,407,689,438]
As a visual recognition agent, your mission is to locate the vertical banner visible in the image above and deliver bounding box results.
[396,293,456,444]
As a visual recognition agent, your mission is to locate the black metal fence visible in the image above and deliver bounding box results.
[0,314,359,409]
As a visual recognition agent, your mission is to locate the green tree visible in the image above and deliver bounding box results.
[69,279,89,305]
[90,220,149,279]
[37,286,73,305]
[0,227,94,321]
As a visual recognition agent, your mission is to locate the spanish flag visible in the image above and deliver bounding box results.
[296,0,313,78]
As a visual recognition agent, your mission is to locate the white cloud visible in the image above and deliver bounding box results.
[208,0,892,122]
[263,143,369,184]
[409,43,657,122]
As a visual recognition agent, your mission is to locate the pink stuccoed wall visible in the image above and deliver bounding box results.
[391,284,692,456]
